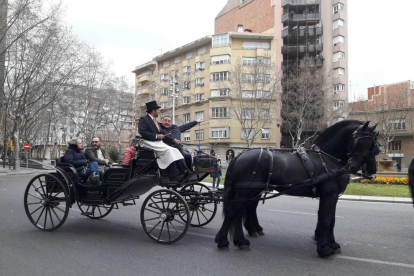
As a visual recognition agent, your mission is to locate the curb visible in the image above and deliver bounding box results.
[0,169,54,176]
[199,182,413,205]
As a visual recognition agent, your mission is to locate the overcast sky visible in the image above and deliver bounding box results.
[65,0,414,101]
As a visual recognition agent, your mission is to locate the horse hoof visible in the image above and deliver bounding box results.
[238,245,251,251]
[334,248,342,254]
[257,230,265,236]
[331,242,341,253]
[317,246,334,258]
[249,232,259,237]
[217,246,230,251]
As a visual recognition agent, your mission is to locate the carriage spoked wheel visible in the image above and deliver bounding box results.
[24,174,69,231]
[140,189,190,244]
[77,202,114,219]
[179,183,217,227]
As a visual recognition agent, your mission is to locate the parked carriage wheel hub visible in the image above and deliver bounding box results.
[40,199,50,207]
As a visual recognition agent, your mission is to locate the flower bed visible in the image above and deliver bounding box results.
[359,176,408,185]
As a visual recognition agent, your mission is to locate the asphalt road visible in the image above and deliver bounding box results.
[1,173,414,276]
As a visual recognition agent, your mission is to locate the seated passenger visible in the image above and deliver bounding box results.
[85,137,111,167]
[123,145,136,165]
[64,138,100,186]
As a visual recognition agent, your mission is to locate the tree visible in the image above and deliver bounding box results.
[281,56,341,148]
[214,55,281,148]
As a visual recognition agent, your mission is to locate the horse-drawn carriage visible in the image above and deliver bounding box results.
[24,136,222,244]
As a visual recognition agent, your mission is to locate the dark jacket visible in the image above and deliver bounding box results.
[138,115,174,144]
[64,145,87,172]
[85,146,108,165]
[210,161,222,178]
[161,121,198,146]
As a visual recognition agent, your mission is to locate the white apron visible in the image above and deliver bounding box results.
[142,140,183,169]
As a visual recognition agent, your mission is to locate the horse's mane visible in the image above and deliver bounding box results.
[314,120,364,146]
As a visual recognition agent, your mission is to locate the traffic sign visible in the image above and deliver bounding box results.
[23,143,31,150]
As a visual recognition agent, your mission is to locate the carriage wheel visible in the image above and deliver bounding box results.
[24,174,69,231]
[77,202,114,219]
[179,183,217,227]
[141,189,190,244]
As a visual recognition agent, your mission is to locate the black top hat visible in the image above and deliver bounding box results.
[145,101,161,113]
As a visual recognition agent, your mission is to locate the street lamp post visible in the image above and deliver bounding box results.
[170,75,179,124]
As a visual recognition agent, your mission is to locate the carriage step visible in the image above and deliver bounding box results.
[81,212,93,216]
[122,202,134,206]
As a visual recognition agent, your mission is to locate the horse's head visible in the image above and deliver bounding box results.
[362,132,381,175]
[346,122,379,174]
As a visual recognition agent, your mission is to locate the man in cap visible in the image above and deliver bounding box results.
[138,101,188,181]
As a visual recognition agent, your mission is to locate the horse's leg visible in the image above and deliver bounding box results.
[314,199,323,242]
[233,202,251,250]
[327,196,341,253]
[316,194,337,258]
[244,202,259,237]
[251,200,264,236]
[215,203,236,250]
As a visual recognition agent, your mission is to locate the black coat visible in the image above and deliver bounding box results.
[138,115,174,144]
[64,145,87,172]
[161,121,198,146]
[85,146,108,165]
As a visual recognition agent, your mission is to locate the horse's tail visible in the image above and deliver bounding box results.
[408,159,414,207]
[223,156,237,215]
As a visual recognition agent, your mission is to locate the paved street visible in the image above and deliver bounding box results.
[1,173,414,276]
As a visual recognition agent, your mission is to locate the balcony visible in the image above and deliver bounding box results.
[282,43,323,55]
[282,0,320,6]
[282,25,323,39]
[282,12,321,24]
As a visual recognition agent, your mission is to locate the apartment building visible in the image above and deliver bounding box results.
[133,32,279,157]
[349,80,414,170]
[215,0,349,145]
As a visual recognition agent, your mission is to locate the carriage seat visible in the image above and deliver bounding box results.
[56,156,80,183]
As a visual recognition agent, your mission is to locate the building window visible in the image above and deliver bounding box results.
[186,52,193,59]
[334,68,345,77]
[242,108,255,119]
[241,128,255,140]
[183,66,191,75]
[261,109,270,119]
[211,72,230,82]
[195,130,204,141]
[137,71,150,78]
[333,3,344,14]
[174,56,181,64]
[195,111,204,120]
[333,35,345,46]
[197,47,207,55]
[160,74,169,81]
[196,62,205,71]
[242,74,270,83]
[183,113,190,123]
[196,78,205,87]
[183,132,190,142]
[195,93,204,101]
[161,88,169,96]
[211,89,229,97]
[183,96,191,104]
[333,84,345,94]
[333,51,345,62]
[333,101,344,108]
[257,57,271,66]
[183,81,191,90]
[333,19,345,30]
[211,55,231,65]
[171,70,179,78]
[211,127,229,138]
[389,119,406,130]
[389,141,402,151]
[163,61,170,68]
[242,41,270,50]
[262,128,270,139]
[242,57,256,66]
[161,102,168,109]
[212,33,230,48]
[211,107,229,118]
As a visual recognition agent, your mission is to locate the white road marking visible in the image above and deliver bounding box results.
[339,200,412,206]
[269,209,344,218]
[338,255,414,269]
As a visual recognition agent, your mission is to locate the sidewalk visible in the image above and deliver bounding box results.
[0,166,53,175]
[200,182,413,205]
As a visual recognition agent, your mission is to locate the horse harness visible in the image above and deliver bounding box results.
[233,146,348,201]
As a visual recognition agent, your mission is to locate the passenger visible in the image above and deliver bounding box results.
[160,115,202,170]
[64,138,100,186]
[85,137,111,167]
[123,145,136,165]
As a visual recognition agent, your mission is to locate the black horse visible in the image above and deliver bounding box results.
[215,120,379,258]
